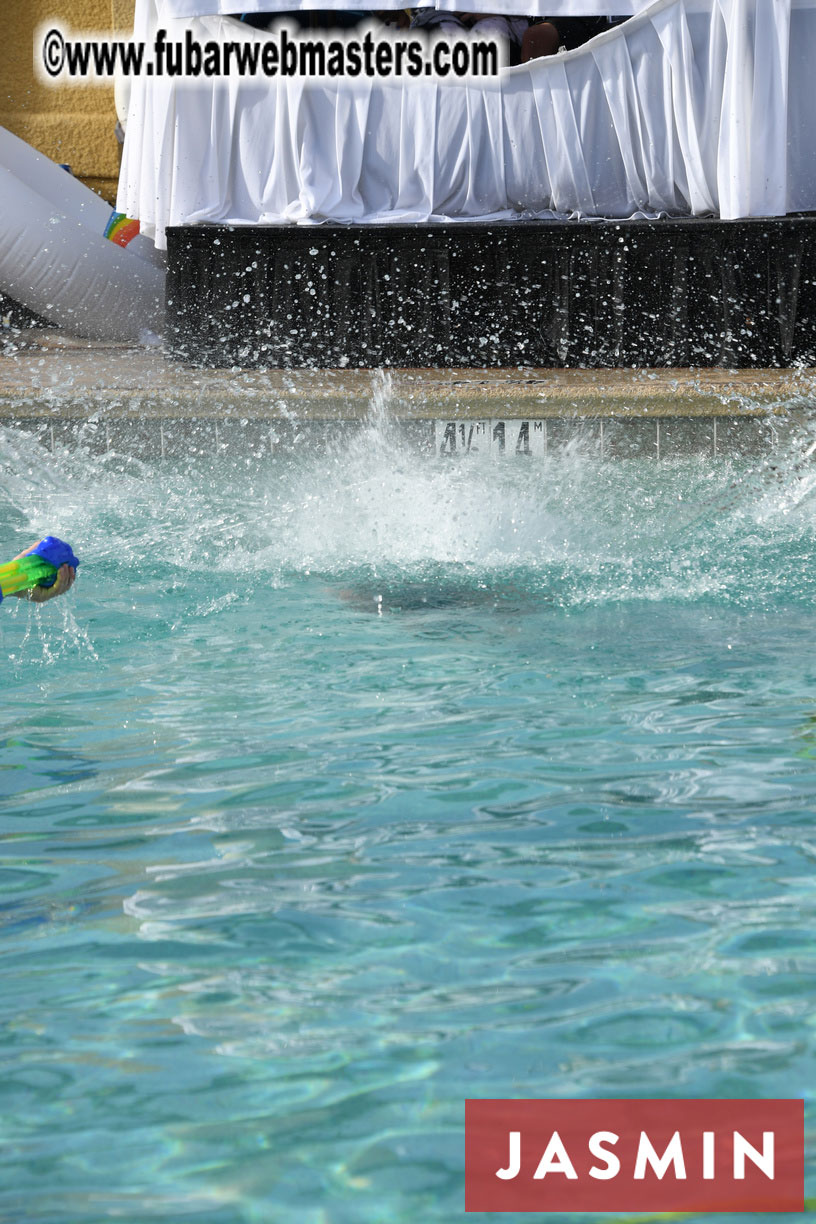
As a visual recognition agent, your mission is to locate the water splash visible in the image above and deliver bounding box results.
[1,391,815,634]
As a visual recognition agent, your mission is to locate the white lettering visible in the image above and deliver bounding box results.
[634,1131,686,1180]
[496,1131,520,1180]
[491,1124,773,1187]
[588,1131,620,1179]
[533,1131,578,1180]
[734,1131,774,1180]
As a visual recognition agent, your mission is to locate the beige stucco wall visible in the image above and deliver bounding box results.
[1,1,135,203]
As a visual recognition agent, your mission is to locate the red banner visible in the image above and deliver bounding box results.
[465,1099,804,1212]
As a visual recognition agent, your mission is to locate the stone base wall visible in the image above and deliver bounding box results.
[1,0,134,204]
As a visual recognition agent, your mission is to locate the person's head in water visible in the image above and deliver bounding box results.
[2,540,77,604]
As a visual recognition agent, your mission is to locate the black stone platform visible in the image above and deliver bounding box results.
[166,217,816,369]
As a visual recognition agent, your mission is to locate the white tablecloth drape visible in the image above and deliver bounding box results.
[120,0,816,249]
[158,1,654,14]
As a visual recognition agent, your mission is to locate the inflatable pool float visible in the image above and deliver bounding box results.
[0,126,164,341]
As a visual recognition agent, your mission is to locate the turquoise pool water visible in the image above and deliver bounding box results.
[1,399,815,1223]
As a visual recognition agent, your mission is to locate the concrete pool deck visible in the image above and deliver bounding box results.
[1,331,815,419]
[1,330,815,460]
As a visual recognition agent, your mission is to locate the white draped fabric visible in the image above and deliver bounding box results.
[120,0,816,249]
[158,2,653,15]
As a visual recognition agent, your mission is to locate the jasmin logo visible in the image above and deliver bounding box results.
[498,1126,775,1181]
[465,1100,804,1212]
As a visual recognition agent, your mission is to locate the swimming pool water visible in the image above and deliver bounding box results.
[1,399,815,1223]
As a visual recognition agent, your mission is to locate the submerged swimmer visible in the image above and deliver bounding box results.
[0,538,77,605]
[336,571,527,615]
